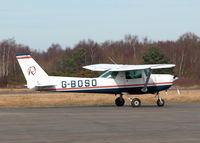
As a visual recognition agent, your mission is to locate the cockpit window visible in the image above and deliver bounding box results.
[125,70,142,79]
[99,71,118,78]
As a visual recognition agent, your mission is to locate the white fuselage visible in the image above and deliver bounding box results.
[36,70,174,94]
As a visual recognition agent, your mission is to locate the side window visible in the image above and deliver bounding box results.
[110,72,118,78]
[126,70,142,79]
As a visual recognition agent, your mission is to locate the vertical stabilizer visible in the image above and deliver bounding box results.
[16,53,49,89]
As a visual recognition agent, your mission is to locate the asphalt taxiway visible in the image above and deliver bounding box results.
[0,103,199,143]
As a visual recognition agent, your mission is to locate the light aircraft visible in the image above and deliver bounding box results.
[16,53,178,107]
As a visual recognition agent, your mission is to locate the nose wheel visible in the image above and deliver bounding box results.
[156,92,165,107]
[157,98,165,107]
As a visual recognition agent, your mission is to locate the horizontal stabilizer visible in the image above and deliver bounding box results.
[34,85,56,90]
[35,85,56,88]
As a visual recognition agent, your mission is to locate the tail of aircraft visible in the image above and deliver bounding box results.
[16,53,50,89]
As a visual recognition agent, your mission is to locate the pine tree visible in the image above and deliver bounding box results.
[143,46,168,64]
[143,46,172,74]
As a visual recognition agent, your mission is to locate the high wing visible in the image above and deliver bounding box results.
[83,64,122,71]
[83,64,175,71]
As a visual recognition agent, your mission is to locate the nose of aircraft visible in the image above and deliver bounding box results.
[173,75,179,81]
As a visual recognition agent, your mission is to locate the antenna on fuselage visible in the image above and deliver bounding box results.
[108,57,117,64]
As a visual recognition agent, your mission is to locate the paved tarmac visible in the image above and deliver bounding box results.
[0,103,199,143]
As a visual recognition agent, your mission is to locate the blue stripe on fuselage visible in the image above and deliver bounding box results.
[16,53,30,56]
[57,85,172,94]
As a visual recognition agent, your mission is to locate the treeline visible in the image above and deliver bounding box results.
[0,32,200,87]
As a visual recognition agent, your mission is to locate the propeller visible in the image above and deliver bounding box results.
[173,75,179,81]
[173,75,181,95]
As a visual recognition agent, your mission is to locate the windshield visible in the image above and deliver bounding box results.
[99,71,118,78]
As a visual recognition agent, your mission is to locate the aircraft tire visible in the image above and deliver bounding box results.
[157,99,165,107]
[131,98,141,107]
[115,97,125,106]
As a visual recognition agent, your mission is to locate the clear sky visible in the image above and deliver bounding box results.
[0,0,199,50]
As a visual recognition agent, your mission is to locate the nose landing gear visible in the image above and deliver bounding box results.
[156,92,165,107]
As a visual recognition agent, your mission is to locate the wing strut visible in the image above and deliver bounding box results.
[141,68,152,92]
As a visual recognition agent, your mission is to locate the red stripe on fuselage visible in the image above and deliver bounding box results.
[16,56,32,59]
[37,82,173,92]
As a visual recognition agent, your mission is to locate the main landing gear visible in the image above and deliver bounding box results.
[115,92,165,107]
[131,98,141,107]
[115,93,141,107]
[115,95,125,106]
